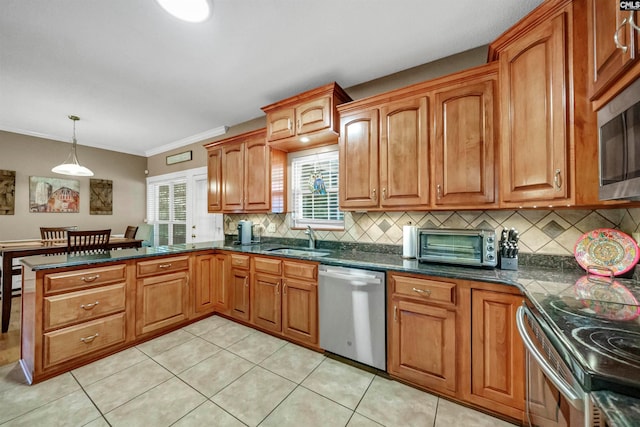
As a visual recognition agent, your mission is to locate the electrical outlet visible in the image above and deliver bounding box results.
[267,223,276,233]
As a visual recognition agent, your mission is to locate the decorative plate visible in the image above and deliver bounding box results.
[574,276,640,321]
[574,228,639,276]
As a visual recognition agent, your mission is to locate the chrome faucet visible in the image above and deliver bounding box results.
[305,225,316,249]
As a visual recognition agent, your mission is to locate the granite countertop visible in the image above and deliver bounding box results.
[21,239,640,424]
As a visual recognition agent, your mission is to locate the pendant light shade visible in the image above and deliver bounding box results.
[52,115,94,177]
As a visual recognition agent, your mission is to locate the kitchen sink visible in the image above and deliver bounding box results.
[266,247,331,257]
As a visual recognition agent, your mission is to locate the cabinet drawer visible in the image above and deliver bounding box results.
[137,256,189,277]
[44,264,126,294]
[254,257,282,275]
[392,275,456,305]
[44,283,126,331]
[43,312,126,368]
[230,254,250,269]
[283,261,317,281]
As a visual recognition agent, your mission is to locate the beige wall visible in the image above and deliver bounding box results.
[146,46,488,177]
[0,131,147,240]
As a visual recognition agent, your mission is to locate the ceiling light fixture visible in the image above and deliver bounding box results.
[51,115,94,177]
[156,0,211,23]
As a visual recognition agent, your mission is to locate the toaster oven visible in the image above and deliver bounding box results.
[417,228,497,267]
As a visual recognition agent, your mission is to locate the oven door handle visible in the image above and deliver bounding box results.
[516,306,584,408]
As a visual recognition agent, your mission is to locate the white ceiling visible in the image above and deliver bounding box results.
[0,0,544,157]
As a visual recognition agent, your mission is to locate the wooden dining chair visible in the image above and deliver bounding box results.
[40,226,78,241]
[67,229,111,253]
[124,226,138,239]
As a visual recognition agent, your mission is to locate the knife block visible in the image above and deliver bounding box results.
[500,256,518,271]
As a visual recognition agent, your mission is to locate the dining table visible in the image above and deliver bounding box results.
[0,237,142,333]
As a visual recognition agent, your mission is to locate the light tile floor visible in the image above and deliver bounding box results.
[0,316,518,426]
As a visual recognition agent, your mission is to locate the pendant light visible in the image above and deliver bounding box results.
[51,115,94,177]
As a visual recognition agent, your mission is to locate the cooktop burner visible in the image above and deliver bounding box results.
[572,327,640,369]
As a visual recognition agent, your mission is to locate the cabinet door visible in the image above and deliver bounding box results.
[589,2,637,98]
[213,253,230,314]
[296,97,331,135]
[470,289,525,410]
[434,79,495,207]
[136,271,189,336]
[282,278,317,345]
[388,298,456,393]
[194,254,216,315]
[267,108,296,142]
[252,272,282,333]
[500,11,568,203]
[207,147,223,212]
[380,97,429,208]
[244,137,271,211]
[222,142,245,211]
[230,268,250,321]
[339,109,380,209]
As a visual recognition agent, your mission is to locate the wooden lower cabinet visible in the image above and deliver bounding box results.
[250,256,318,346]
[136,270,189,336]
[230,267,250,321]
[252,272,282,332]
[389,298,456,393]
[388,273,525,422]
[464,288,525,418]
[282,276,317,345]
[194,254,216,315]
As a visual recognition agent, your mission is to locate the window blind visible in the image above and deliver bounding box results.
[147,180,187,245]
[291,150,343,229]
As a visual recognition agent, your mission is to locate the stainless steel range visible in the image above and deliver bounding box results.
[517,274,640,427]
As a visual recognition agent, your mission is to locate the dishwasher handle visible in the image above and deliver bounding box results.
[319,269,382,285]
[516,306,584,409]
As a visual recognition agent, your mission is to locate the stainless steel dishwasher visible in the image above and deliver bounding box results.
[318,265,386,371]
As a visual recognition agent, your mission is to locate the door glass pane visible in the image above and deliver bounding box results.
[158,185,170,221]
[174,183,187,221]
[173,224,186,244]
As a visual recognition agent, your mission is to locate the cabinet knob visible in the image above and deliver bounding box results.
[382,188,387,200]
[372,188,377,201]
[412,287,432,297]
[81,274,100,282]
[436,184,442,200]
[80,333,99,343]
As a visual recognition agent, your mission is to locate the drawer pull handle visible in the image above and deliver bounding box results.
[412,287,431,297]
[81,274,100,282]
[159,263,172,269]
[80,333,99,343]
[80,301,99,310]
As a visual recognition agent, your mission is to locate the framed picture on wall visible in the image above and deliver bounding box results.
[0,170,16,215]
[29,176,80,213]
[90,179,113,215]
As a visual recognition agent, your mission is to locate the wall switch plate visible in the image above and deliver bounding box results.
[267,223,276,233]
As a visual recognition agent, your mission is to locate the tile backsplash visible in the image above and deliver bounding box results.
[224,208,640,256]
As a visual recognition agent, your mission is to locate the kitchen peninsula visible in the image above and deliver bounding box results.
[19,240,640,426]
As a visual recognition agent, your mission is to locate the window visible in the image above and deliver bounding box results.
[291,150,344,229]
[147,180,187,245]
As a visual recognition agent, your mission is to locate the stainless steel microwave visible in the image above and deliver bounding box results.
[417,228,497,267]
[598,77,640,200]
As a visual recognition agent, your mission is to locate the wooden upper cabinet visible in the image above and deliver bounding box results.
[380,97,429,208]
[204,128,286,214]
[589,3,637,99]
[497,7,569,204]
[262,82,352,152]
[339,109,380,209]
[244,137,270,211]
[433,66,497,207]
[267,107,296,142]
[221,142,245,211]
[207,147,222,212]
